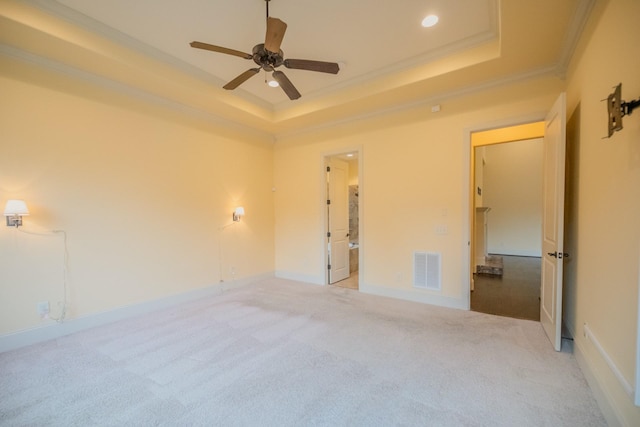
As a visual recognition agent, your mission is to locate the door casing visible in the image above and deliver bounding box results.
[466,95,567,352]
[322,149,362,286]
[466,119,546,305]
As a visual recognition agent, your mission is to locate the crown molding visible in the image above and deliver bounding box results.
[272,0,500,111]
[6,0,589,142]
[274,65,560,142]
[21,0,274,111]
[25,0,501,117]
[0,43,274,144]
[555,0,597,78]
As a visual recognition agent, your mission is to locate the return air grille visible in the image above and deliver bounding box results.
[413,252,441,291]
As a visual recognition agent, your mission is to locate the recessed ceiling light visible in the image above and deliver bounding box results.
[347,153,354,157]
[422,15,439,28]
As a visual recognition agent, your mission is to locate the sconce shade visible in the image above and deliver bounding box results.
[4,199,29,227]
[233,206,245,222]
[4,199,29,216]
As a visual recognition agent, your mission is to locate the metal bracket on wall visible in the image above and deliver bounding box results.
[603,83,640,138]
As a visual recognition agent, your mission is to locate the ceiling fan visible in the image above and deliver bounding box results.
[190,0,340,100]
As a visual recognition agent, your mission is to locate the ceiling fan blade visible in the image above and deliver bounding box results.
[264,17,287,53]
[284,59,340,74]
[223,68,260,90]
[190,41,252,59]
[272,70,301,100]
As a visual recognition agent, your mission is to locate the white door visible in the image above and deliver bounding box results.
[540,93,567,351]
[328,158,350,284]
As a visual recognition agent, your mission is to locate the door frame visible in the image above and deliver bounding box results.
[464,114,546,308]
[322,147,363,286]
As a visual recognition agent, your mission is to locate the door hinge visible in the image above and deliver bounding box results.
[326,166,330,172]
[327,232,331,238]
[327,199,331,205]
[328,264,331,270]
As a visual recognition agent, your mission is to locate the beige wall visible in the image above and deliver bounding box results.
[274,76,563,308]
[2,1,638,423]
[564,0,640,424]
[348,158,359,186]
[0,77,275,335]
[482,139,543,256]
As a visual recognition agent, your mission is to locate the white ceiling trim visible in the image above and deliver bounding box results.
[4,0,595,141]
[0,37,559,144]
[270,0,501,110]
[274,64,560,142]
[555,0,597,77]
[0,43,274,144]
[24,0,274,110]
[26,0,501,113]
[271,28,500,113]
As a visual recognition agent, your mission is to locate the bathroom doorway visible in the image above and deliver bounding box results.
[325,151,360,290]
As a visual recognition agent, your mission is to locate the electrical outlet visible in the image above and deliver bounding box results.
[37,301,50,319]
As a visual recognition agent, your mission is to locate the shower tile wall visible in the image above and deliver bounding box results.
[349,185,359,243]
[349,185,359,274]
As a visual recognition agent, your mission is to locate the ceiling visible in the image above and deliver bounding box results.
[0,0,592,139]
[54,0,498,106]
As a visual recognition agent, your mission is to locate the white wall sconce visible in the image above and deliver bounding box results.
[232,206,245,222]
[4,199,30,227]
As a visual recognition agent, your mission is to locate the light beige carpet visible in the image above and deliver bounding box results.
[0,278,605,426]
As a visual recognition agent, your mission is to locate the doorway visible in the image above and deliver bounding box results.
[325,151,360,290]
[470,123,545,321]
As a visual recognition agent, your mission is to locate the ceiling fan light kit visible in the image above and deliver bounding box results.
[190,0,340,100]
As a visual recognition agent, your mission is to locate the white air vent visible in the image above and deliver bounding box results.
[413,252,441,291]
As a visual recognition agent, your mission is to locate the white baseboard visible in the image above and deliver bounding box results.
[0,272,274,353]
[359,283,468,310]
[275,270,324,285]
[573,336,626,427]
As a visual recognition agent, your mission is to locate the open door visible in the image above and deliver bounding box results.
[327,158,350,284]
[540,93,567,351]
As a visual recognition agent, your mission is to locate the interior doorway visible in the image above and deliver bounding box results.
[325,151,360,290]
[470,123,545,320]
